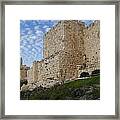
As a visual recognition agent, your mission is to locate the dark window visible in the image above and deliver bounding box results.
[80,72,90,78]
[91,69,100,76]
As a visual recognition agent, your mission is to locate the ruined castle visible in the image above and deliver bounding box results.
[25,20,100,85]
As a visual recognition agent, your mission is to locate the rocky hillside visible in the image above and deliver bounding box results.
[20,75,100,100]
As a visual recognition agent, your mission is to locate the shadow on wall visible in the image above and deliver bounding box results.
[80,69,100,78]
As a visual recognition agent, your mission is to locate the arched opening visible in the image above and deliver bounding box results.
[80,72,90,78]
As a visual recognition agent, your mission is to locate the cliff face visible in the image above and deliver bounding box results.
[27,20,100,84]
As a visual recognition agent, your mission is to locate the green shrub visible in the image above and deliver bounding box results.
[20,75,100,100]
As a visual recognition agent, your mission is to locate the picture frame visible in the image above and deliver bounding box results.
[0,0,119,119]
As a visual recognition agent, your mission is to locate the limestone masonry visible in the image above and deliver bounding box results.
[20,58,30,80]
[21,20,100,87]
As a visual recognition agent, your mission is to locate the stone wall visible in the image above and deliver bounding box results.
[20,69,27,80]
[37,60,44,81]
[59,21,86,80]
[20,65,30,80]
[43,20,87,81]
[44,21,64,58]
[27,20,100,84]
[83,21,100,72]
[27,67,33,83]
[41,54,60,81]
[28,61,42,83]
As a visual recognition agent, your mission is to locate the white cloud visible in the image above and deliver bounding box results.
[20,20,59,66]
[35,30,43,35]
[43,25,49,29]
[34,25,40,30]
[25,27,31,31]
[45,27,51,32]
[24,24,29,27]
[27,45,32,49]
[27,30,33,35]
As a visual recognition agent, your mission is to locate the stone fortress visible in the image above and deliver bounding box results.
[20,20,100,89]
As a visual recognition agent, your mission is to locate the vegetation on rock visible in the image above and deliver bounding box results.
[20,75,100,100]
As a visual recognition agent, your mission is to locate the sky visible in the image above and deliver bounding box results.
[20,20,94,67]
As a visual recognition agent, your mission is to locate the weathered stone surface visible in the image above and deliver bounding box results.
[27,20,100,85]
[20,65,30,80]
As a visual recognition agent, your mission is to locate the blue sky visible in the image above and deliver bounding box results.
[20,20,94,67]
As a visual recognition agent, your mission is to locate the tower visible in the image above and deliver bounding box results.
[43,20,86,81]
